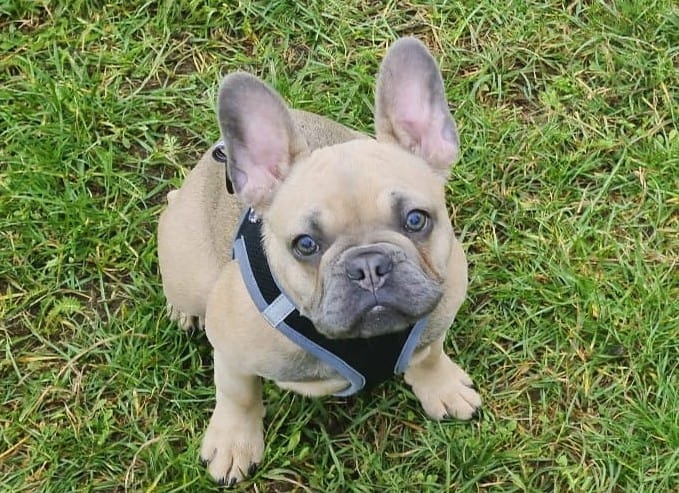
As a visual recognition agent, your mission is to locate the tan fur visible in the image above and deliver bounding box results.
[157,38,482,485]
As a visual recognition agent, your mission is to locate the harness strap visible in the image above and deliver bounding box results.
[212,141,234,194]
[225,186,428,395]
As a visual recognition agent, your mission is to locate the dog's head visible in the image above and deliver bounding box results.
[218,38,460,339]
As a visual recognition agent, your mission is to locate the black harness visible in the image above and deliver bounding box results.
[215,142,428,396]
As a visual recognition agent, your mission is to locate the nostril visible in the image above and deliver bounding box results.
[346,265,366,281]
[374,257,392,277]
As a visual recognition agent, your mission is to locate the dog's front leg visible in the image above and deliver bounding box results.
[200,350,264,486]
[405,337,482,420]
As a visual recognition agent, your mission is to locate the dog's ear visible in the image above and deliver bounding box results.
[375,38,459,177]
[217,73,309,209]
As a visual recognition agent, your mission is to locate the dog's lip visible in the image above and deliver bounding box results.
[363,301,403,318]
[358,294,427,317]
[358,301,412,324]
[317,303,420,339]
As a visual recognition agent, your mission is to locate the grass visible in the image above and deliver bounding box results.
[1,0,677,491]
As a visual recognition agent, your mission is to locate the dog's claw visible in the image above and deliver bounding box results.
[216,475,238,489]
[248,463,259,476]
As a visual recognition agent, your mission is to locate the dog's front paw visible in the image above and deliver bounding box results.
[200,410,264,486]
[405,355,482,421]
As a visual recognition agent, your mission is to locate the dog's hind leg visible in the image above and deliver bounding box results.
[157,152,240,331]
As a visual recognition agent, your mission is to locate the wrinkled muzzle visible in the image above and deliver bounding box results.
[313,243,442,339]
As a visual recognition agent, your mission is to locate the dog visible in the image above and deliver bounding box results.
[157,37,481,486]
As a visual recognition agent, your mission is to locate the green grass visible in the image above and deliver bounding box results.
[1,0,677,491]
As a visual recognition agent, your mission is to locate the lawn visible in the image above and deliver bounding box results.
[1,1,677,491]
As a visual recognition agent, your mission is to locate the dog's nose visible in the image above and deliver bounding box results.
[345,251,393,291]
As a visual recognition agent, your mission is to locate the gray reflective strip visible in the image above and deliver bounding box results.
[393,317,429,374]
[234,228,364,396]
[275,320,365,396]
[231,209,252,258]
[233,214,422,396]
[262,294,296,327]
[233,237,268,312]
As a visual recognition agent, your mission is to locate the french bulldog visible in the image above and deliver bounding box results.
[157,37,481,486]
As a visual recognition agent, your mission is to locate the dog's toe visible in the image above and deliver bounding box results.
[166,303,204,331]
[189,315,205,331]
[446,382,482,420]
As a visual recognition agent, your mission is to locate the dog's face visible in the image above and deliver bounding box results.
[218,38,460,339]
[264,140,454,338]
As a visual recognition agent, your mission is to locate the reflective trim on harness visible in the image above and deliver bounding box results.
[233,236,366,395]
[261,294,296,327]
[393,317,429,374]
[232,208,427,396]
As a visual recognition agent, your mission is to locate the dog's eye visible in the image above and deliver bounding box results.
[404,210,429,233]
[293,235,320,257]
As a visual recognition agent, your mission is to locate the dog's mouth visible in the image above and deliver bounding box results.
[316,297,436,340]
[357,300,425,335]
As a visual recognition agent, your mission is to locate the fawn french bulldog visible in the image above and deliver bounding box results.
[157,37,481,485]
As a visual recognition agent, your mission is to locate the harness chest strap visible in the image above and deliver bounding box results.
[231,209,429,396]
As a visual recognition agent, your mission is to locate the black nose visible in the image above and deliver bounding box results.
[345,251,393,291]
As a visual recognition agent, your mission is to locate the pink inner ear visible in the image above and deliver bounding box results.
[232,148,286,207]
[393,78,438,135]
[391,83,458,168]
[394,83,431,126]
[234,111,292,204]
